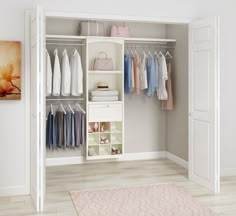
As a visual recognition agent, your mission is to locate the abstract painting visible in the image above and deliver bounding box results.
[0,41,21,100]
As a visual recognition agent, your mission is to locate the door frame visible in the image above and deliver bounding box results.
[25,9,220,209]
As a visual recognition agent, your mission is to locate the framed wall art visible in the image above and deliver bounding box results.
[0,41,21,100]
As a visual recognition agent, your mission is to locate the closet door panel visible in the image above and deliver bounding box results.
[30,5,45,211]
[189,16,220,193]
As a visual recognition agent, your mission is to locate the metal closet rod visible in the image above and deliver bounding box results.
[46,38,85,41]
[46,97,85,101]
[46,42,85,46]
[125,45,175,49]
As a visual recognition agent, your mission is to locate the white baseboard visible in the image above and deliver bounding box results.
[166,152,188,169]
[119,151,167,161]
[46,151,189,169]
[46,151,167,167]
[46,156,85,166]
[0,185,28,197]
[221,168,236,176]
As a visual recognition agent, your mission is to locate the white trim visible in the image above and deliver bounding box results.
[221,168,236,177]
[45,11,191,24]
[0,185,26,197]
[166,152,188,169]
[46,151,167,167]
[119,151,167,161]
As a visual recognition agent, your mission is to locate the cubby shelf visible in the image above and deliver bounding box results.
[87,121,123,159]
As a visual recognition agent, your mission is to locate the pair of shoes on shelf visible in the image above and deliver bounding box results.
[111,147,121,155]
[100,137,109,144]
[88,122,99,133]
[88,147,97,156]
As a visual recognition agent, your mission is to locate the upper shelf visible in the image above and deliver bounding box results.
[46,35,177,43]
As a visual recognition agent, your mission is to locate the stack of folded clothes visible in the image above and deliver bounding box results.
[90,82,119,102]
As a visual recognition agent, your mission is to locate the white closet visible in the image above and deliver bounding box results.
[30,6,220,211]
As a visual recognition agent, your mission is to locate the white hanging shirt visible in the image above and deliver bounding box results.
[52,49,61,96]
[70,49,83,96]
[46,50,52,96]
[139,53,148,90]
[61,49,71,96]
[157,54,168,100]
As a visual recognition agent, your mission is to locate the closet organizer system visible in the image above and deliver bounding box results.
[45,20,177,166]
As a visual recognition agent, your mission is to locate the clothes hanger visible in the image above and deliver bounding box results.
[158,50,164,57]
[165,51,173,59]
[142,47,147,56]
[153,50,159,57]
[60,104,66,114]
[68,104,74,114]
[134,46,138,56]
[76,103,86,114]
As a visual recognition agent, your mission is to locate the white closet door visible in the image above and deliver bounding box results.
[189,17,220,192]
[30,5,45,211]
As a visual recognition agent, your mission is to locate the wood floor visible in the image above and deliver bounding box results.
[0,159,236,216]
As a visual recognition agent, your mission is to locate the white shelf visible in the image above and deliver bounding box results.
[88,101,123,105]
[46,34,176,43]
[46,35,86,40]
[124,37,176,43]
[88,70,123,74]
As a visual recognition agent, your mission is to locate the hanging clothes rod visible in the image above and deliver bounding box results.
[46,38,85,41]
[124,41,175,45]
[46,42,85,46]
[125,45,175,49]
[46,97,85,101]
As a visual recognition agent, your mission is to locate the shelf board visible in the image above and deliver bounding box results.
[88,70,123,74]
[88,132,100,135]
[124,37,176,43]
[88,101,123,105]
[46,35,86,40]
[111,130,122,133]
[88,143,99,146]
[46,34,176,43]
[46,96,84,101]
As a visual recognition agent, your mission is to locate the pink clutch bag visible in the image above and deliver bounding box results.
[93,52,113,71]
[110,23,130,37]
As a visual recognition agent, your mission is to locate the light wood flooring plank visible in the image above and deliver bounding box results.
[0,159,235,215]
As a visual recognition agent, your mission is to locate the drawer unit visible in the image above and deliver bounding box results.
[88,103,123,122]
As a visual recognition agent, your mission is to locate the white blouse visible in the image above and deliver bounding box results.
[61,49,71,96]
[70,49,83,96]
[157,54,168,100]
[46,50,52,96]
[52,49,61,96]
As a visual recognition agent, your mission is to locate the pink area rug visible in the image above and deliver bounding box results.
[70,184,215,216]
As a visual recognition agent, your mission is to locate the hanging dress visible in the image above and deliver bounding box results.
[161,62,173,110]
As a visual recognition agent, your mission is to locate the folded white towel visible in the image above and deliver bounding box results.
[90,90,119,96]
[90,96,119,102]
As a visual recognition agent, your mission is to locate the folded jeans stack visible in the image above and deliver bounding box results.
[90,90,119,102]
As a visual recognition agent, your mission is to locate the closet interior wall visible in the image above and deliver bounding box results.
[45,20,87,159]
[45,17,189,161]
[166,24,189,161]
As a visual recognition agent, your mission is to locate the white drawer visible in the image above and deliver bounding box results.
[88,103,123,122]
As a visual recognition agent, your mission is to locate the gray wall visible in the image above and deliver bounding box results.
[166,24,189,161]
